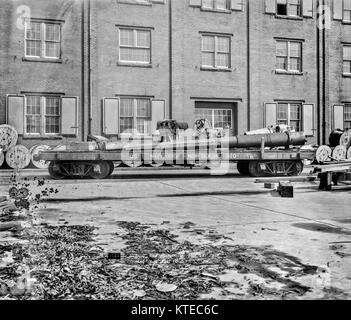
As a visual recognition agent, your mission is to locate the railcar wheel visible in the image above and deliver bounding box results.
[237,161,250,176]
[107,161,115,176]
[48,162,66,180]
[89,161,111,179]
[248,161,304,177]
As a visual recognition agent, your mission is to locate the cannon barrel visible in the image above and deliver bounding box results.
[224,132,306,149]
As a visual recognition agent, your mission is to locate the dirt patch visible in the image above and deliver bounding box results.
[292,223,351,235]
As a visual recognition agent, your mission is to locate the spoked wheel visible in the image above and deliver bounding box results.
[89,161,111,179]
[248,161,304,177]
[107,161,115,176]
[237,161,250,176]
[48,162,66,180]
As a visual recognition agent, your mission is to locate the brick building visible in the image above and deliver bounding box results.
[1,0,350,149]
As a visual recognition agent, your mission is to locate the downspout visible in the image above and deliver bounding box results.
[246,0,250,131]
[322,0,327,144]
[316,0,321,145]
[81,0,85,141]
[168,0,173,119]
[88,0,92,136]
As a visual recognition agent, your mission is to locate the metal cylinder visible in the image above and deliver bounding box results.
[224,132,306,149]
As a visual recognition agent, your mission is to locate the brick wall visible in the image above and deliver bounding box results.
[0,0,83,147]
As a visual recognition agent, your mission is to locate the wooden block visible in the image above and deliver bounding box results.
[278,182,294,198]
[264,183,278,189]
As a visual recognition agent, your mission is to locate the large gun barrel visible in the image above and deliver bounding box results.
[224,132,306,149]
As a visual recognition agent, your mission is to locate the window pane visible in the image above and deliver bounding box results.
[288,0,301,16]
[45,42,60,58]
[45,24,60,41]
[26,96,41,114]
[120,118,133,133]
[276,57,288,70]
[26,22,41,40]
[290,42,301,57]
[26,116,41,134]
[120,29,134,46]
[345,105,351,121]
[45,116,60,134]
[136,119,150,134]
[343,46,351,60]
[136,30,150,48]
[344,61,351,73]
[216,0,227,10]
[136,99,151,117]
[290,104,301,120]
[202,52,215,67]
[195,109,213,127]
[276,41,288,56]
[344,10,351,21]
[46,97,60,115]
[26,40,41,56]
[345,0,351,10]
[120,48,150,62]
[217,53,229,68]
[277,104,288,120]
[120,99,134,117]
[202,0,214,9]
[217,37,230,52]
[202,36,215,51]
[213,109,232,129]
[289,57,301,71]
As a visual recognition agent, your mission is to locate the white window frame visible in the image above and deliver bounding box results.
[276,40,302,73]
[345,104,351,129]
[195,108,233,130]
[24,95,62,136]
[343,0,351,22]
[276,0,302,17]
[119,97,152,135]
[201,0,230,12]
[276,102,302,131]
[118,28,152,65]
[24,21,61,59]
[201,34,231,70]
[343,45,351,76]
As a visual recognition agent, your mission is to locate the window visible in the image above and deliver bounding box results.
[202,0,229,11]
[343,46,351,75]
[118,28,151,65]
[201,34,231,69]
[120,98,151,134]
[345,104,351,129]
[195,108,232,131]
[276,0,301,17]
[25,21,61,59]
[277,103,302,131]
[25,95,61,135]
[344,0,351,22]
[276,40,302,73]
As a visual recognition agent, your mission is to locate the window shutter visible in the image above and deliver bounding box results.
[265,103,277,127]
[151,99,166,133]
[265,0,276,14]
[303,0,313,17]
[333,0,343,20]
[61,96,79,136]
[231,0,244,11]
[189,0,201,7]
[6,95,25,135]
[103,98,119,135]
[303,104,315,136]
[333,104,345,129]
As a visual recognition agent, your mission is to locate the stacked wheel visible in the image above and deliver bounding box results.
[29,145,51,169]
[5,145,31,169]
[0,125,18,152]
